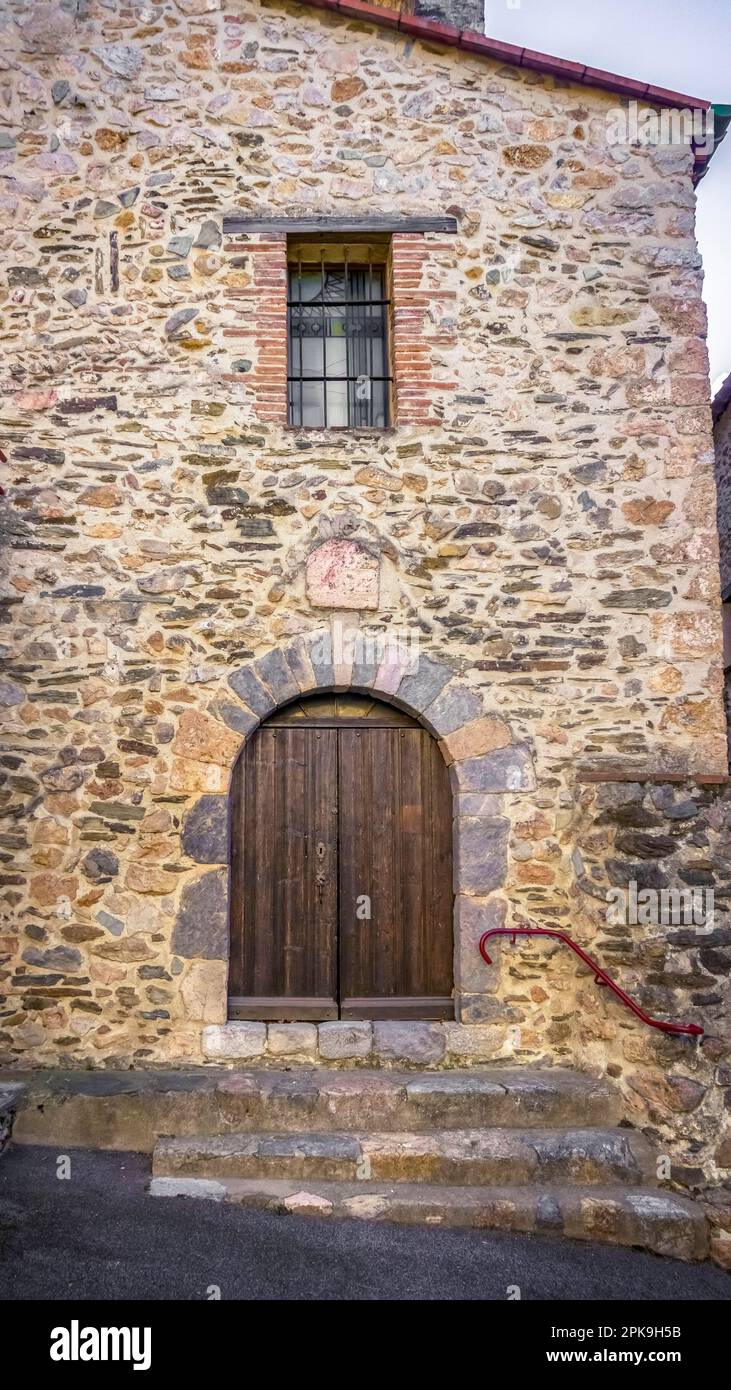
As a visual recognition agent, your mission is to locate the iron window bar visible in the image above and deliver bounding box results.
[287,251,392,429]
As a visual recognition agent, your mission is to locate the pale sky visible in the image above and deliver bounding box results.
[484,0,731,394]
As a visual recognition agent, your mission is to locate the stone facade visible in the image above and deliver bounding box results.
[712,383,731,757]
[0,0,728,1214]
[713,383,731,599]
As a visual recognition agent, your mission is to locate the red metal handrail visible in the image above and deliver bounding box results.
[478,926,704,1037]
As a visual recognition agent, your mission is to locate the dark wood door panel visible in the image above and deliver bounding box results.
[338,726,454,1018]
[229,703,454,1021]
[229,725,338,1015]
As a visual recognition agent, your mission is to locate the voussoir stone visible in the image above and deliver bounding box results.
[282,638,318,694]
[202,1022,266,1060]
[318,1022,373,1059]
[373,1022,446,1064]
[307,631,336,689]
[182,795,228,864]
[350,647,380,689]
[254,649,299,706]
[441,715,513,764]
[228,666,276,718]
[209,699,258,738]
[395,654,454,714]
[422,683,483,737]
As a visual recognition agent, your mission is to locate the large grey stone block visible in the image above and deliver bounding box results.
[254,649,299,706]
[149,1176,227,1201]
[210,699,259,738]
[455,792,505,817]
[443,1022,504,1061]
[228,666,276,718]
[454,818,509,894]
[318,1022,373,1059]
[373,1022,446,1064]
[171,870,228,960]
[458,993,508,1024]
[454,893,508,992]
[181,795,228,864]
[396,655,454,714]
[202,1022,266,1059]
[452,745,536,793]
[422,683,483,736]
[267,1023,318,1056]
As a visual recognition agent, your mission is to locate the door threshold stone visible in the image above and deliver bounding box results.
[203,1019,519,1066]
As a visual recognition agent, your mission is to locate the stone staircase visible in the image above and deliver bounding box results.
[148,1067,708,1260]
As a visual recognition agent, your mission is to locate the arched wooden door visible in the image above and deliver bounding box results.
[229,694,454,1021]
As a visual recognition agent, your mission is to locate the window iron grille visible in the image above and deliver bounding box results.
[287,250,391,429]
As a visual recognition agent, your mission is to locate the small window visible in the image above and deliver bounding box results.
[287,242,391,429]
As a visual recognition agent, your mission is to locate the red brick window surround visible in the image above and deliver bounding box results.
[223,225,457,430]
[390,232,453,428]
[223,231,289,425]
[287,238,392,429]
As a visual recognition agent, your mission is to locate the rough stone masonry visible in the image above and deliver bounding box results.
[0,0,729,1239]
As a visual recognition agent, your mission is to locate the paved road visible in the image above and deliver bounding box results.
[0,1144,728,1301]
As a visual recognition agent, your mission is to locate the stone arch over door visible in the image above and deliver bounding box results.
[174,629,537,1030]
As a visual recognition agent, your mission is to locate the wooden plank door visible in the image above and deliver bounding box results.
[338,726,454,1019]
[229,726,339,1020]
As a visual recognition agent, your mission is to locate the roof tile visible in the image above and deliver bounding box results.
[458,31,526,63]
[520,49,586,81]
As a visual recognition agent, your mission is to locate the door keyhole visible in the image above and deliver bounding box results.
[316,841,327,901]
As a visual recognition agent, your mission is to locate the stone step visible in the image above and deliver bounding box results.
[152,1126,653,1187]
[6,1066,621,1150]
[214,1067,621,1134]
[148,1175,708,1263]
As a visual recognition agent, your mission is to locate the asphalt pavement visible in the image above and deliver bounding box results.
[0,1144,728,1301]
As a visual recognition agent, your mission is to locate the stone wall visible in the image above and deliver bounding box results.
[0,0,727,1075]
[713,395,731,755]
[568,779,731,1252]
[713,397,731,598]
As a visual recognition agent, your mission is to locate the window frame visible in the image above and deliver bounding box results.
[286,237,393,431]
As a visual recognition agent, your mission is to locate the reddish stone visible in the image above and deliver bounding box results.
[306,540,379,611]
